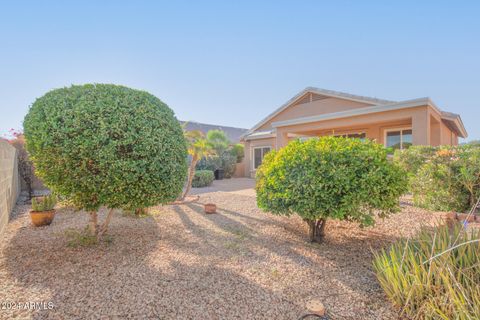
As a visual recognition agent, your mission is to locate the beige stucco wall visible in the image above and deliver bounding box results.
[273,106,431,148]
[0,140,20,238]
[258,97,372,131]
[245,101,462,177]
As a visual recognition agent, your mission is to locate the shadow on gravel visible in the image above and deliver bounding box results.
[182,201,403,319]
[1,206,308,319]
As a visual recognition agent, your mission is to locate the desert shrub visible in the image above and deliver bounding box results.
[23,84,187,235]
[231,143,245,163]
[256,136,408,242]
[192,170,214,188]
[373,224,480,319]
[221,152,237,178]
[396,146,480,212]
[196,155,222,171]
[393,145,436,186]
[196,152,237,178]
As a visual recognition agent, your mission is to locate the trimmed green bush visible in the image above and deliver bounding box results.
[394,145,480,212]
[24,84,187,234]
[373,224,480,319]
[256,136,408,242]
[192,170,214,188]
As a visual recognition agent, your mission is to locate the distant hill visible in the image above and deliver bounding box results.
[180,121,248,143]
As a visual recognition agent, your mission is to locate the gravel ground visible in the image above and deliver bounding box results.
[0,178,447,320]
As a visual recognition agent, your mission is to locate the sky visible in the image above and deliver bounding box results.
[1,0,479,141]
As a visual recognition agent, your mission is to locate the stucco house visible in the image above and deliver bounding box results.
[240,87,468,178]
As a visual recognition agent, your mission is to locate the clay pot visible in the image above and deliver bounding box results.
[30,210,55,227]
[204,203,216,214]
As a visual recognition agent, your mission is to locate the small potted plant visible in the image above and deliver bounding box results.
[30,194,57,227]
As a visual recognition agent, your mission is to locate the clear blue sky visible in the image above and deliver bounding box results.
[1,1,479,140]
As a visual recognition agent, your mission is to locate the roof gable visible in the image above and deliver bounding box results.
[244,87,393,137]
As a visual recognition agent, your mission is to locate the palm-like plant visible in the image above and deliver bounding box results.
[180,130,215,200]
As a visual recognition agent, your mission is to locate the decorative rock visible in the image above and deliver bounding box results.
[306,299,326,316]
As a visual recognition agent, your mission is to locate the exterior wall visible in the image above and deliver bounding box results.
[244,137,276,178]
[440,122,458,145]
[274,106,430,148]
[233,162,245,178]
[0,140,20,238]
[258,97,372,131]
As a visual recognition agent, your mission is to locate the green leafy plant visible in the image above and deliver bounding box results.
[231,143,245,163]
[220,152,237,178]
[206,130,230,155]
[192,170,215,188]
[31,194,57,212]
[395,145,480,212]
[180,130,215,200]
[256,136,407,242]
[23,84,187,237]
[373,224,480,320]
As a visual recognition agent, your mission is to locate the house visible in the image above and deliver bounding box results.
[180,121,248,143]
[240,87,468,178]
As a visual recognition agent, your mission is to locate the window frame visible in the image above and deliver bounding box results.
[384,127,413,150]
[252,146,272,170]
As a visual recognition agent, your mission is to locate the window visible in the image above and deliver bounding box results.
[253,147,271,169]
[385,129,412,150]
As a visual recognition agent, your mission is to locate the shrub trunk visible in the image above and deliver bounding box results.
[305,218,327,243]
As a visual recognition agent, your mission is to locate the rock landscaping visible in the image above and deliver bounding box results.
[0,179,448,319]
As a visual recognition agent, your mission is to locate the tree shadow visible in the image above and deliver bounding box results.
[0,205,316,319]
[180,201,403,318]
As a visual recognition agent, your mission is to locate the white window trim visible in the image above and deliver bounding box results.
[251,146,272,170]
[384,127,412,150]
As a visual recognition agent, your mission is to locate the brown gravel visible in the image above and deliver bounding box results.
[0,178,446,320]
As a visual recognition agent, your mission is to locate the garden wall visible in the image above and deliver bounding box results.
[233,162,245,178]
[0,140,20,238]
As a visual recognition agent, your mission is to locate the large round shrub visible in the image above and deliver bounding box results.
[23,84,187,213]
[256,136,408,242]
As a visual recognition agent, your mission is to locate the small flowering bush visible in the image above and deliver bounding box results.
[394,145,480,212]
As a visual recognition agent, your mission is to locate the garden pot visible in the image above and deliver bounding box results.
[204,203,217,214]
[30,210,55,227]
[214,169,224,180]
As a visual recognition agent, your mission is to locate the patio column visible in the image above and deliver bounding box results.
[412,109,430,145]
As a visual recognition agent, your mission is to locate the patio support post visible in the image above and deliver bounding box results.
[412,110,430,145]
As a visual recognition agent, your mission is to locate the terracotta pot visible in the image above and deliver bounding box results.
[30,210,55,227]
[204,203,216,214]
